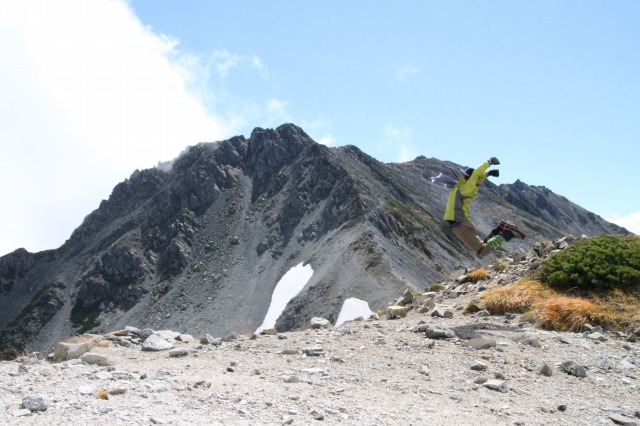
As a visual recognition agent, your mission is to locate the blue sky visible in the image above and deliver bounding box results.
[0,0,638,256]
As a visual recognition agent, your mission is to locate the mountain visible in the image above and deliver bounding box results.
[0,124,628,356]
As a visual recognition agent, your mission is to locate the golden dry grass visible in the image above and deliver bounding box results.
[482,279,640,332]
[95,388,109,400]
[482,279,556,315]
[468,268,490,282]
[534,297,602,331]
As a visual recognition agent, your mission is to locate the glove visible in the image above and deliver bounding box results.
[487,169,500,177]
[488,157,500,165]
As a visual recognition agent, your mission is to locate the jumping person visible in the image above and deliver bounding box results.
[443,157,524,257]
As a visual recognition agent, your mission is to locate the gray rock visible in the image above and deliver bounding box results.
[176,334,194,343]
[80,352,111,366]
[538,362,553,377]
[303,347,324,356]
[424,327,457,339]
[586,331,607,342]
[483,379,508,393]
[53,341,92,362]
[281,375,301,383]
[514,335,542,348]
[464,338,496,350]
[168,348,190,358]
[471,360,488,371]
[387,306,409,319]
[608,413,638,426]
[428,304,454,318]
[200,334,222,345]
[310,317,332,329]
[560,361,587,378]
[125,326,141,335]
[619,359,635,370]
[22,394,48,412]
[142,334,174,351]
[599,358,612,371]
[154,330,180,340]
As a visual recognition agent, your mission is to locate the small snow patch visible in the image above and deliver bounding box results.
[335,298,374,326]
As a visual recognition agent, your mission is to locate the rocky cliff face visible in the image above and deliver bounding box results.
[0,124,629,356]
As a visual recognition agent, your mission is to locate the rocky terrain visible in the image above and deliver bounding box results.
[0,123,630,357]
[1,244,639,426]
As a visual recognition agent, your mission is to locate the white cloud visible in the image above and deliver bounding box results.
[396,64,420,81]
[606,212,640,235]
[319,134,335,147]
[211,50,268,78]
[381,124,419,162]
[0,0,236,256]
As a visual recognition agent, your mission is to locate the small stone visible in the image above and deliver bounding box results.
[22,394,48,412]
[168,348,190,358]
[387,306,409,319]
[418,365,430,375]
[464,338,496,350]
[599,358,612,371]
[608,413,638,426]
[483,379,508,393]
[424,327,457,339]
[538,362,553,377]
[471,360,488,371]
[560,361,587,378]
[80,352,111,366]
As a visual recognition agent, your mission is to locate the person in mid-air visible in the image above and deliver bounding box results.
[443,157,525,257]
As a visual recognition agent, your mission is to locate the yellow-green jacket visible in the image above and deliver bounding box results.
[443,161,490,222]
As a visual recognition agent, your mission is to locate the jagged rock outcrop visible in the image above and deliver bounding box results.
[0,123,630,356]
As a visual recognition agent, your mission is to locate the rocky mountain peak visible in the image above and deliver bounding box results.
[0,124,629,356]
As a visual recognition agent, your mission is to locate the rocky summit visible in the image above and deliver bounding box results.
[0,123,629,357]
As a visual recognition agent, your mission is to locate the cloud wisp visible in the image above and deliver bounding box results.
[607,212,640,235]
[381,124,419,163]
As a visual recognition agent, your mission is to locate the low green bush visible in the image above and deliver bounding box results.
[537,235,640,293]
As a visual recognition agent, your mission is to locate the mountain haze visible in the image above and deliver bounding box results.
[0,124,628,356]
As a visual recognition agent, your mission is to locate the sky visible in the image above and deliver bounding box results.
[1,0,639,256]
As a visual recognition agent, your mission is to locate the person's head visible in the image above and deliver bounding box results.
[463,167,474,179]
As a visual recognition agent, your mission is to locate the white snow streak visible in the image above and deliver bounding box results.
[255,263,313,334]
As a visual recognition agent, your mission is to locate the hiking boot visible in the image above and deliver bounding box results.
[498,221,526,239]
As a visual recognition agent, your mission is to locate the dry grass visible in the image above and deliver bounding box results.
[482,279,640,333]
[591,289,640,330]
[492,260,508,272]
[95,388,109,400]
[468,268,490,282]
[534,297,602,331]
[483,279,556,315]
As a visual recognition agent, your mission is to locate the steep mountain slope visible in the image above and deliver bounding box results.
[0,124,629,356]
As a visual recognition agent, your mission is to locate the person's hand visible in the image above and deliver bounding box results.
[488,157,500,165]
[488,169,500,177]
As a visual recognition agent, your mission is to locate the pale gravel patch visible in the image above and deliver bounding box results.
[1,290,639,426]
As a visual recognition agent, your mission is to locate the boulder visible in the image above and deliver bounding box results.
[141,334,174,352]
[53,341,92,362]
[80,352,111,366]
[387,306,409,319]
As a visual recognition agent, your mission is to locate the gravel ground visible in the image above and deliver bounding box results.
[1,289,639,426]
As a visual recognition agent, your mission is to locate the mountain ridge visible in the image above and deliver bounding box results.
[0,123,629,356]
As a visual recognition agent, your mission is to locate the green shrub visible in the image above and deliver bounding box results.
[537,235,640,293]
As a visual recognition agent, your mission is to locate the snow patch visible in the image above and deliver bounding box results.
[335,298,375,327]
[255,262,314,334]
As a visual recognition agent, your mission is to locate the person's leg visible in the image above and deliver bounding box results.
[452,221,493,257]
